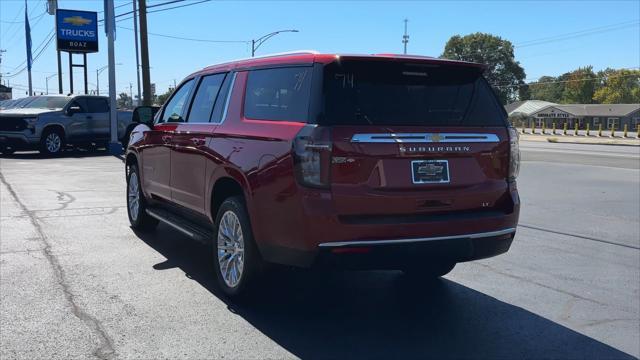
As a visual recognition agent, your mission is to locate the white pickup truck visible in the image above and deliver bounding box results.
[0,94,134,155]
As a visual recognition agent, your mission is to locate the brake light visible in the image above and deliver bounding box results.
[293,125,332,188]
[508,127,520,180]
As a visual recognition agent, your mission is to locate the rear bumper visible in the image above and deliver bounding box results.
[315,228,515,269]
[254,184,520,268]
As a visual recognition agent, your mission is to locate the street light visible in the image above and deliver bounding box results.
[45,73,58,95]
[251,29,299,57]
[96,63,122,95]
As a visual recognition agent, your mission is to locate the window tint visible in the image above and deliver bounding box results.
[187,73,226,123]
[210,72,234,123]
[69,98,88,113]
[160,79,195,123]
[85,98,109,113]
[244,67,312,122]
[322,61,506,126]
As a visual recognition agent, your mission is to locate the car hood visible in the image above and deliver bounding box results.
[0,108,61,116]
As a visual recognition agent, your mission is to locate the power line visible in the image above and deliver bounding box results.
[5,31,55,78]
[6,28,55,71]
[515,20,640,48]
[492,70,640,89]
[116,25,247,43]
[147,0,212,14]
[147,0,186,9]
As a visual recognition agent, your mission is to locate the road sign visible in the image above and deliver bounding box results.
[56,9,98,53]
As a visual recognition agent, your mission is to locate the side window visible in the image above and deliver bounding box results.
[210,72,234,124]
[86,98,109,113]
[244,67,312,122]
[186,73,226,123]
[160,79,195,123]
[69,98,88,113]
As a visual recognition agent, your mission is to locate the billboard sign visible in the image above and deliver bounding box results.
[56,9,98,53]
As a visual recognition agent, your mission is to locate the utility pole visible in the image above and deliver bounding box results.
[0,49,6,85]
[139,0,152,106]
[402,18,409,55]
[132,0,142,107]
[129,82,133,108]
[105,0,119,154]
[25,0,33,96]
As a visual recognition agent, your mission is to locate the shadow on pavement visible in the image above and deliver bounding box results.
[135,224,636,360]
[0,148,114,160]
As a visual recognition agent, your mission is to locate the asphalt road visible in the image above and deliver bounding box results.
[1,142,638,359]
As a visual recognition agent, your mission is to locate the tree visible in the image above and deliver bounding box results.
[117,92,132,109]
[528,75,562,102]
[441,32,526,104]
[593,68,640,104]
[155,87,174,106]
[561,66,596,104]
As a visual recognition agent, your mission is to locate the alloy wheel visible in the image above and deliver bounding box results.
[128,171,140,221]
[217,211,245,288]
[45,133,61,153]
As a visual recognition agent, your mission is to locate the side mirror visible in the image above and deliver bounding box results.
[133,106,160,126]
[66,105,81,116]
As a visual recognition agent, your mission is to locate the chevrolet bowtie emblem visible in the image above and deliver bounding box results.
[430,133,442,142]
[63,16,92,26]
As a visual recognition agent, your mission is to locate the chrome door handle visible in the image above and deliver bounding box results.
[162,135,172,144]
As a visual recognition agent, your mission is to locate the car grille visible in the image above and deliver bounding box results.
[0,117,27,131]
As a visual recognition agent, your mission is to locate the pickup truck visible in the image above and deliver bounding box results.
[0,95,134,155]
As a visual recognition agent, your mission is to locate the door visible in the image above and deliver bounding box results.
[66,98,91,141]
[170,72,230,213]
[141,78,195,201]
[84,97,110,141]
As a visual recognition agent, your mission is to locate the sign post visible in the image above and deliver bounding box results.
[55,9,98,94]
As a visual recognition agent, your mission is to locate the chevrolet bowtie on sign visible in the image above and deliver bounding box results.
[56,9,98,53]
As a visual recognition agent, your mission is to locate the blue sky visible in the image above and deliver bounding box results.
[1,0,639,99]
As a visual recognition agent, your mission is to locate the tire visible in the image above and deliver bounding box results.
[39,128,65,156]
[213,196,262,300]
[126,164,159,231]
[403,261,456,279]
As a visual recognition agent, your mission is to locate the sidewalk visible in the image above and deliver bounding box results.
[519,133,640,146]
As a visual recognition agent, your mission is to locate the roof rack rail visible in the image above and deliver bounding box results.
[252,50,320,59]
[203,50,320,70]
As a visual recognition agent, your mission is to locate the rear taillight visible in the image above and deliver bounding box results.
[293,125,332,188]
[508,127,520,180]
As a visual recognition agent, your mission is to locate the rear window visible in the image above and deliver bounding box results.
[321,61,506,126]
[244,67,312,122]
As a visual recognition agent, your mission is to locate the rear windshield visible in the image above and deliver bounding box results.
[321,61,506,127]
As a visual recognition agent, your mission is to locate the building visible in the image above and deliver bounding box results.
[0,84,11,100]
[506,100,640,130]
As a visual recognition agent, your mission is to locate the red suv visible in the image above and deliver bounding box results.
[125,52,520,298]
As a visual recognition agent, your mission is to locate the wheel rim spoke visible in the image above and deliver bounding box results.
[217,210,245,288]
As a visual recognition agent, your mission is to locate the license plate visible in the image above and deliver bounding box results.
[411,160,450,184]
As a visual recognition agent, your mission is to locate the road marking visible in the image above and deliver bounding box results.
[519,224,639,250]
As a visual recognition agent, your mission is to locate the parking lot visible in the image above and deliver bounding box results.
[1,141,639,359]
